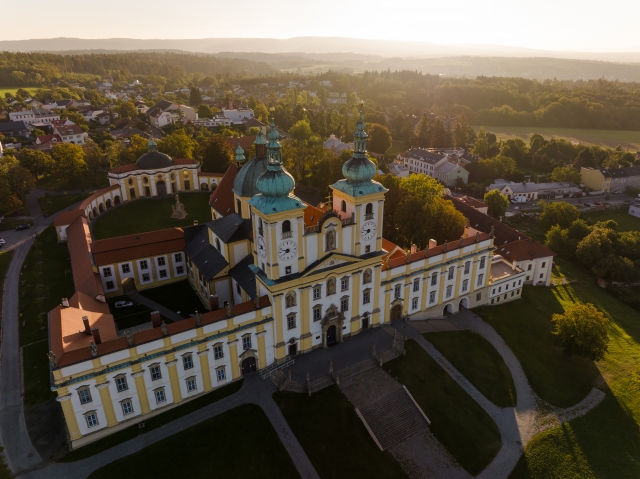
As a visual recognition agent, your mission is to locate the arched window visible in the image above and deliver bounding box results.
[215,239,221,251]
[341,200,347,213]
[363,268,372,284]
[282,220,291,233]
[285,291,297,308]
[326,277,336,295]
[326,230,336,251]
[365,203,373,216]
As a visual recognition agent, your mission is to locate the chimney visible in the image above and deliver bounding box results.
[150,311,161,328]
[61,298,69,308]
[82,316,91,334]
[228,99,233,110]
[209,295,219,311]
[193,220,199,226]
[410,244,418,254]
[91,327,102,345]
[428,239,437,249]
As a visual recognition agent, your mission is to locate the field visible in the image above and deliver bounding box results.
[0,86,37,97]
[91,192,212,240]
[582,208,640,232]
[474,125,640,151]
[475,258,640,478]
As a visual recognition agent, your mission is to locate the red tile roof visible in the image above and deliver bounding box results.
[452,195,487,210]
[225,136,256,152]
[91,228,185,265]
[53,209,85,227]
[66,217,104,298]
[79,184,121,210]
[303,203,325,227]
[109,163,139,174]
[209,163,240,216]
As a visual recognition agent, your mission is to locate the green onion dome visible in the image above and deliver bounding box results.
[256,163,296,197]
[342,108,376,183]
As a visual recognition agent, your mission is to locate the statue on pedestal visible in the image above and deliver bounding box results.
[171,194,188,219]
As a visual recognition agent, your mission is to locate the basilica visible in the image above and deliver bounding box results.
[47,108,521,447]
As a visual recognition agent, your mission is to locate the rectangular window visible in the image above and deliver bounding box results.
[86,413,98,428]
[341,278,349,291]
[412,297,418,310]
[174,253,182,263]
[365,245,371,253]
[446,285,452,298]
[102,267,112,277]
[526,276,530,281]
[236,282,241,295]
[287,315,296,330]
[429,291,436,304]
[462,279,468,292]
[106,281,114,290]
[142,273,150,282]
[476,293,481,301]
[504,294,508,300]
[540,273,544,279]
[182,355,193,370]
[413,278,420,292]
[186,378,197,392]
[150,365,162,381]
[498,287,502,292]
[78,388,92,404]
[341,298,349,312]
[394,284,401,299]
[155,389,166,404]
[511,291,515,297]
[214,345,223,359]
[285,266,292,275]
[115,376,128,392]
[140,260,148,270]
[477,274,484,286]
[217,368,226,382]
[480,257,486,269]
[121,401,133,416]
[491,298,495,304]
[243,336,252,351]
[528,265,532,271]
[363,290,370,304]
[177,266,184,275]
[121,264,130,274]
[541,262,546,268]
[157,257,166,266]
[448,267,454,280]
[517,289,521,295]
[313,287,321,300]
[313,307,321,321]
[464,262,470,274]
[159,269,168,279]
[431,272,437,286]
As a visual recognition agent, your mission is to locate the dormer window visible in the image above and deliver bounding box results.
[215,239,221,251]
[365,203,374,219]
[282,220,292,239]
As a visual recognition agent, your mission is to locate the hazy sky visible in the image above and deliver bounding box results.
[3,0,639,51]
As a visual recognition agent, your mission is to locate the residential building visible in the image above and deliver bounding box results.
[326,92,347,105]
[222,108,255,125]
[397,148,469,186]
[389,160,409,177]
[580,166,640,193]
[488,179,581,200]
[0,121,29,137]
[487,255,526,305]
[53,123,86,145]
[323,134,353,156]
[147,101,196,128]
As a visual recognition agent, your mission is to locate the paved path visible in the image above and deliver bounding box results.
[126,292,184,322]
[19,375,320,479]
[398,310,606,479]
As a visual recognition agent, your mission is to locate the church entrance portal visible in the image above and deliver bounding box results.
[156,180,167,196]
[241,357,256,375]
[391,304,403,321]
[326,325,337,346]
[288,343,297,356]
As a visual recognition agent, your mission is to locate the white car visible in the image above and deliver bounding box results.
[0,238,5,246]
[114,301,134,309]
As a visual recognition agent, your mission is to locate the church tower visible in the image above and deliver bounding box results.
[248,119,306,282]
[330,103,387,257]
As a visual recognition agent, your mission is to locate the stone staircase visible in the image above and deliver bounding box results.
[356,387,430,451]
[260,358,295,380]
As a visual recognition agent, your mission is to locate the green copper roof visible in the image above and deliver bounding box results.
[235,144,245,162]
[147,138,158,152]
[232,155,269,197]
[254,130,267,145]
[331,179,388,197]
[248,194,306,215]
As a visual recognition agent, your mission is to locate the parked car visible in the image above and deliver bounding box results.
[114,301,134,309]
[570,192,583,198]
[593,201,602,206]
[15,224,30,231]
[584,202,594,207]
[0,238,5,247]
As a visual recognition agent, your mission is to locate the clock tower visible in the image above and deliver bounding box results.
[330,103,388,257]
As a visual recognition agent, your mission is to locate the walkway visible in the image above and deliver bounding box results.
[18,375,320,479]
[397,310,606,479]
[126,292,184,322]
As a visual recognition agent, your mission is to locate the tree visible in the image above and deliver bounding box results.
[51,143,88,185]
[289,120,313,143]
[60,110,88,128]
[484,189,510,219]
[539,201,580,230]
[119,101,137,119]
[399,174,444,201]
[158,131,196,159]
[499,138,528,165]
[552,303,609,361]
[472,127,489,158]
[189,87,203,107]
[575,227,615,268]
[83,142,105,183]
[198,105,213,119]
[551,166,581,184]
[17,149,54,181]
[196,136,233,173]
[368,123,392,154]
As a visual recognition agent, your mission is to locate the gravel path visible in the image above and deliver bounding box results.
[398,309,605,479]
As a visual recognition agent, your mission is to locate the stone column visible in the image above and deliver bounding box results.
[131,369,150,415]
[165,359,183,403]
[256,330,267,369]
[197,349,212,392]
[56,393,82,441]
[227,339,240,379]
[95,381,118,427]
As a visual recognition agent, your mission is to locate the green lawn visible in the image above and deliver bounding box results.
[274,386,408,479]
[0,86,37,97]
[0,251,14,313]
[385,340,502,475]
[582,208,640,232]
[474,125,640,151]
[387,142,406,156]
[60,379,242,462]
[475,258,640,478]
[139,280,205,317]
[37,193,91,217]
[92,193,212,240]
[87,404,298,479]
[19,226,74,347]
[425,331,517,408]
[23,340,55,406]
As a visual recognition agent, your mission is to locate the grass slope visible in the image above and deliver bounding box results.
[386,340,502,475]
[274,386,408,479]
[474,125,640,151]
[425,331,517,408]
[37,172,109,192]
[582,209,640,233]
[87,404,298,479]
[475,258,640,478]
[60,380,242,462]
[37,193,91,217]
[0,250,14,313]
[91,193,212,240]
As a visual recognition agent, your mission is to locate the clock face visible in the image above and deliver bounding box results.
[278,240,297,261]
[361,221,376,240]
[257,236,266,258]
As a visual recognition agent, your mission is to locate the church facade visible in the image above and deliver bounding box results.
[47,111,514,448]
